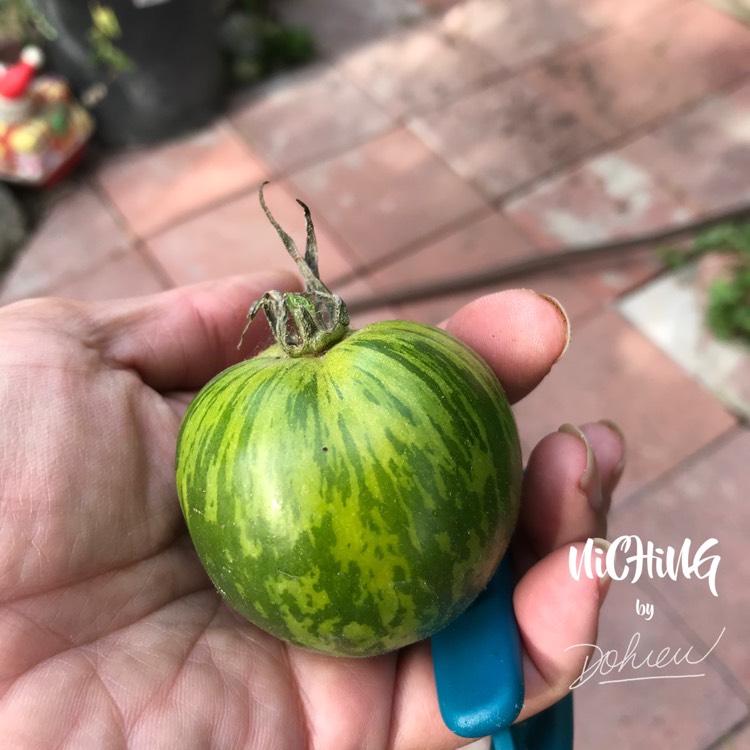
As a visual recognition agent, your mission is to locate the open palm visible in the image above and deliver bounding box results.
[0,272,623,750]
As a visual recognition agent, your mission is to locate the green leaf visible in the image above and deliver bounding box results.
[706,274,750,346]
[708,279,739,304]
[693,223,738,253]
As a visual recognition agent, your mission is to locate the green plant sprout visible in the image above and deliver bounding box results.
[0,1,132,76]
[660,219,750,347]
[88,2,133,74]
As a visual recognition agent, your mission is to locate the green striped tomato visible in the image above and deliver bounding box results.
[176,321,521,657]
[175,184,522,657]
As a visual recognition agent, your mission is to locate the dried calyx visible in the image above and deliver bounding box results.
[239,182,350,356]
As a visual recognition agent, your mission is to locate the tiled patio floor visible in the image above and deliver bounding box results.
[2,0,749,747]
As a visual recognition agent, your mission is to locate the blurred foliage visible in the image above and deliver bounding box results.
[221,0,316,86]
[1,1,315,87]
[0,0,56,43]
[660,220,750,347]
[0,1,131,75]
[88,2,133,73]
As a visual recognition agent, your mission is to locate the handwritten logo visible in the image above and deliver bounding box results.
[567,628,726,687]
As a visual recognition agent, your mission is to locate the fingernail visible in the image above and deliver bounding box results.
[557,423,603,511]
[597,419,627,482]
[593,537,612,599]
[537,293,571,362]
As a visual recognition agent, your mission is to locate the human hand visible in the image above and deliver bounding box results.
[0,276,624,749]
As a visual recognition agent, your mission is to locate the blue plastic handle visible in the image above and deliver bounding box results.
[506,693,574,749]
[431,556,524,737]
[431,554,574,749]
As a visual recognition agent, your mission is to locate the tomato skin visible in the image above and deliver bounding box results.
[176,320,522,657]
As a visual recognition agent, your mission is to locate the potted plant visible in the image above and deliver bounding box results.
[9,0,227,146]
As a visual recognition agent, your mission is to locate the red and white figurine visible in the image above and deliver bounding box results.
[0,46,45,124]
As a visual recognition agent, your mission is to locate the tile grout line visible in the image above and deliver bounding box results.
[325,0,700,127]
[612,266,750,421]
[351,65,750,302]
[84,172,141,248]
[609,423,744,521]
[27,3,749,312]
[328,0,733,166]
[634,561,750,711]
[704,715,750,750]
[221,14,750,297]
[605,73,750,216]
[320,69,750,295]
[81,172,179,293]
[223,93,401,179]
[622,304,748,419]
[269,5,615,216]
[7,245,133,302]
[0,174,138,302]
[330,23,612,208]
[604,422,750,720]
[221,56,525,286]
[132,239,177,292]
[326,203,497,289]
[494,69,750,210]
[221,107,423,279]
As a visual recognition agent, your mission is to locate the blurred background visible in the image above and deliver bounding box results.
[1,1,749,748]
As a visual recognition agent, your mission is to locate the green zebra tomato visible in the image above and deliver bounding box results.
[175,186,522,657]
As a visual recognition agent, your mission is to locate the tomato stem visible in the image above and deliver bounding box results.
[238,182,350,356]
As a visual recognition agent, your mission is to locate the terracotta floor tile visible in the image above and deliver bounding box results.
[46,250,168,301]
[394,286,500,326]
[145,181,357,288]
[229,64,394,173]
[573,573,747,749]
[378,269,604,327]
[503,144,694,303]
[619,260,750,420]
[339,21,503,118]
[525,248,671,310]
[95,120,268,238]
[567,253,666,307]
[333,276,400,330]
[347,268,606,328]
[0,184,131,304]
[277,0,426,59]
[341,209,659,325]
[286,128,487,268]
[609,427,750,696]
[531,0,750,139]
[338,209,537,323]
[342,239,605,335]
[511,308,737,500]
[504,147,694,251]
[339,269,494,326]
[364,209,536,285]
[574,0,688,28]
[499,268,608,322]
[439,0,598,69]
[409,75,601,199]
[624,81,750,213]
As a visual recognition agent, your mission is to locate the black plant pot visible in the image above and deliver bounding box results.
[34,0,226,146]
